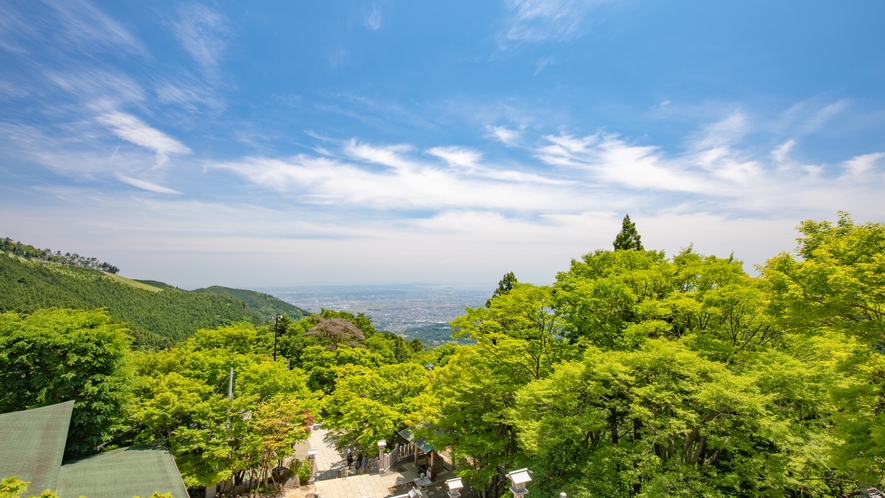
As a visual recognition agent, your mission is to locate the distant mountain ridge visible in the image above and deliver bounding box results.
[190,285,305,321]
[0,251,303,349]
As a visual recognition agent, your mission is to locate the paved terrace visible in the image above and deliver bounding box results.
[288,426,455,498]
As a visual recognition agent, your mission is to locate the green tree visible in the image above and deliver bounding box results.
[514,340,840,497]
[454,283,563,381]
[613,214,644,251]
[761,213,885,484]
[0,309,134,458]
[324,363,428,452]
[416,346,522,498]
[486,272,517,307]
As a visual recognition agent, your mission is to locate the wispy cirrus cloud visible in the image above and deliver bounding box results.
[96,111,191,168]
[114,173,182,194]
[44,0,144,54]
[172,3,229,70]
[156,77,224,112]
[365,6,383,30]
[500,0,611,44]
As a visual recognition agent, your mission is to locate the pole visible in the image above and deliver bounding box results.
[273,314,280,361]
[228,367,233,399]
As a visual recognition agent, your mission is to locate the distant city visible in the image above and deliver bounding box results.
[262,284,492,342]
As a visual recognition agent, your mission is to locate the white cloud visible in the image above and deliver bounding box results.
[44,0,144,53]
[843,152,884,175]
[115,173,182,194]
[47,68,145,104]
[156,79,224,112]
[485,125,522,146]
[96,112,191,168]
[173,4,228,69]
[365,6,382,30]
[772,139,795,164]
[501,0,610,44]
[427,146,482,168]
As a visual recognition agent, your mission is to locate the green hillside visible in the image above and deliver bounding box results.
[402,322,473,346]
[191,285,305,321]
[0,252,264,348]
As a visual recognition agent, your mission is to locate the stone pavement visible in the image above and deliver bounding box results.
[316,474,391,498]
[286,425,456,498]
[308,426,345,476]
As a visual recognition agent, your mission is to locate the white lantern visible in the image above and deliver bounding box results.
[505,468,532,497]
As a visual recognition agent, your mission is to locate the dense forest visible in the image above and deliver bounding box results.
[192,285,305,321]
[0,238,120,274]
[0,253,303,348]
[1,213,883,497]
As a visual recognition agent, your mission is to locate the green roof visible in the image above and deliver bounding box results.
[398,428,434,453]
[0,401,73,495]
[57,441,188,498]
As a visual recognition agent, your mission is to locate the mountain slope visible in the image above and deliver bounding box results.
[0,253,263,348]
[191,285,305,321]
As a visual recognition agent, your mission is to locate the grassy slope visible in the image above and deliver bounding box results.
[0,253,264,348]
[191,285,306,321]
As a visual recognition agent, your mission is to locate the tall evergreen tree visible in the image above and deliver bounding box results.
[613,214,644,251]
[486,272,517,307]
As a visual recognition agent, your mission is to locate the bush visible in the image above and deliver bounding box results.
[291,460,312,485]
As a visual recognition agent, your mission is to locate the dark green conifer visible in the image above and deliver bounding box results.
[613,214,644,251]
[486,272,517,307]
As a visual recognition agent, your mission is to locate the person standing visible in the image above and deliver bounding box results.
[345,448,353,469]
[355,452,363,473]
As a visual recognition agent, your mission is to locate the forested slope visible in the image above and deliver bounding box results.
[0,253,263,347]
[192,285,305,321]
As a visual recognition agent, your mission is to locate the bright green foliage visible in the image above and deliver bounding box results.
[417,346,522,495]
[830,350,885,485]
[553,248,675,348]
[324,363,428,453]
[128,322,315,488]
[613,214,644,251]
[514,340,841,497]
[234,396,312,490]
[763,212,885,343]
[760,214,885,485]
[453,283,562,381]
[0,309,134,458]
[0,477,58,498]
[421,285,564,493]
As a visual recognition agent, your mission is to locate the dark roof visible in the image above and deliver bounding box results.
[0,401,73,494]
[398,428,434,453]
[57,441,188,498]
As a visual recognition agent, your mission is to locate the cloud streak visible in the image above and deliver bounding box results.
[501,0,610,44]
[97,112,191,168]
[173,3,228,70]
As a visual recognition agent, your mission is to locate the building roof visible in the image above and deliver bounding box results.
[398,428,434,453]
[0,401,188,498]
[0,400,73,495]
[57,441,188,498]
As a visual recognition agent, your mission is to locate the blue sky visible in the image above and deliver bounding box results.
[1,0,884,288]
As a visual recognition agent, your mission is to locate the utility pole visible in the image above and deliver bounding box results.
[273,314,282,361]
